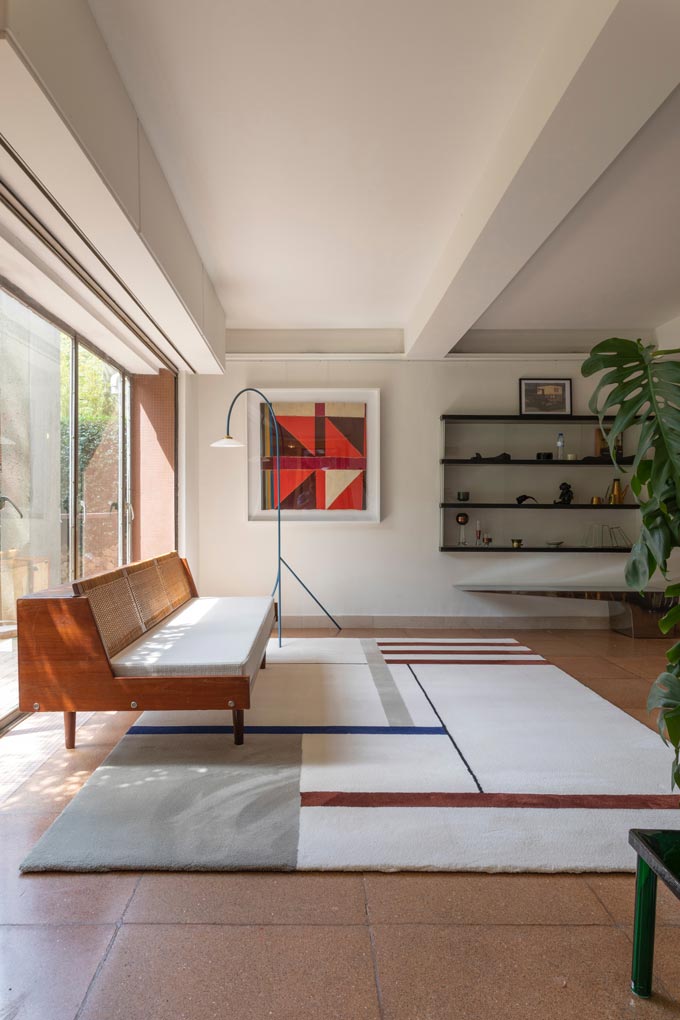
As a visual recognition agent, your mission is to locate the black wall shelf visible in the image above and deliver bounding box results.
[440,546,632,553]
[439,411,639,554]
[440,458,631,466]
[440,414,621,423]
[440,502,636,510]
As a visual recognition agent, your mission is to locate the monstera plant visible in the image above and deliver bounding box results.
[582,338,680,786]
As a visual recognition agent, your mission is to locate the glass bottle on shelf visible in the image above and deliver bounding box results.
[556,431,565,460]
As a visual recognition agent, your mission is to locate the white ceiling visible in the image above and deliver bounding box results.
[473,84,680,333]
[87,0,570,330]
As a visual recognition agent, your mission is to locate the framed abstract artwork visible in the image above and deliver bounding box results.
[246,388,380,521]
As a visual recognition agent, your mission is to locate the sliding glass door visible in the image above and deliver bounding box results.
[76,345,129,577]
[0,290,70,720]
[0,286,131,723]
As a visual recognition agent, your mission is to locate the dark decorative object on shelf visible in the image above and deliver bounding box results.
[457,491,470,501]
[519,377,572,416]
[511,538,523,549]
[554,482,574,505]
[440,411,640,557]
[536,452,553,460]
[470,452,511,462]
[455,512,469,545]
[595,426,624,459]
[581,454,634,464]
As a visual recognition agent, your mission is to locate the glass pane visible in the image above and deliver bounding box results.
[123,376,132,561]
[129,369,176,560]
[0,290,71,719]
[60,335,72,581]
[77,345,122,576]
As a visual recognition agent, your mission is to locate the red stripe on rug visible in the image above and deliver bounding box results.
[301,792,680,809]
[381,658,546,665]
[377,642,529,646]
[377,640,519,646]
[377,648,538,656]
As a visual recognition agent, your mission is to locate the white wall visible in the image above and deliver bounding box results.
[189,357,637,626]
[177,373,200,572]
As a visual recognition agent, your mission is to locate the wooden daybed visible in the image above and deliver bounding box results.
[17,552,275,748]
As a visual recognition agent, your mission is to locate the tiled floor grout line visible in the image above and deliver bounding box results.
[602,655,647,678]
[615,924,678,1006]
[73,924,122,1020]
[71,874,143,1018]
[582,878,680,1006]
[6,918,675,928]
[581,876,626,928]
[4,630,678,1017]
[119,873,144,923]
[611,915,680,1005]
[362,874,386,1020]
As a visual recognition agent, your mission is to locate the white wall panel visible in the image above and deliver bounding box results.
[138,127,204,331]
[7,0,141,226]
[202,268,226,361]
[191,357,637,622]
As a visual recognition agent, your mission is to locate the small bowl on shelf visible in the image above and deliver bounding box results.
[546,540,564,548]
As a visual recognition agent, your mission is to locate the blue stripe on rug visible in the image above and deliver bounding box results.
[127,724,446,735]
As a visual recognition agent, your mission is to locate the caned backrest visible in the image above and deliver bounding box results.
[73,552,193,658]
[126,560,172,629]
[155,551,194,610]
[73,569,145,657]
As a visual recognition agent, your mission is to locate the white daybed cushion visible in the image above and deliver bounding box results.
[109,596,275,678]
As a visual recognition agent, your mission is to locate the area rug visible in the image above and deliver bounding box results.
[21,638,679,873]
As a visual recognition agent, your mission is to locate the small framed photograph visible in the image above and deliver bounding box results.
[519,378,572,416]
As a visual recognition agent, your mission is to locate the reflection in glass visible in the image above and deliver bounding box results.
[0,290,69,719]
[77,346,122,576]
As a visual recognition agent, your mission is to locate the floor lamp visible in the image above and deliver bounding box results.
[211,387,341,646]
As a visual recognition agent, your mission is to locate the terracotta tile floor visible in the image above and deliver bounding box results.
[2,628,680,1019]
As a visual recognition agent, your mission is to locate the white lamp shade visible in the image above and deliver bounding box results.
[210,435,244,448]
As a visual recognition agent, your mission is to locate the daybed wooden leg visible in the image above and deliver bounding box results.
[261,651,266,669]
[64,711,76,749]
[233,709,244,745]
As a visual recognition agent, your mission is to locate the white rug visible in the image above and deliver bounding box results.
[21,638,678,872]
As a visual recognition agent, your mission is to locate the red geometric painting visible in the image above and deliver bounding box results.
[260,401,367,511]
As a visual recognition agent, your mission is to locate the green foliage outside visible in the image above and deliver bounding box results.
[59,339,120,510]
[582,338,680,787]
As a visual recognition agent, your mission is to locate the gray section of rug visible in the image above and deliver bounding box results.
[21,733,302,872]
[361,638,414,726]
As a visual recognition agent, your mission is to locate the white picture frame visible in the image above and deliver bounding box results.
[246,388,380,522]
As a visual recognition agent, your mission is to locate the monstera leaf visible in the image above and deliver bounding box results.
[582,338,680,589]
[582,337,680,786]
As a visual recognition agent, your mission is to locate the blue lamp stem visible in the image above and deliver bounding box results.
[223,389,341,646]
[226,387,283,645]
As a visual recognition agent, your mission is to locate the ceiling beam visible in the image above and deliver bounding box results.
[655,313,680,350]
[405,0,680,359]
[225,328,403,357]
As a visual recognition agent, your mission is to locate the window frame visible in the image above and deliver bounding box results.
[0,280,177,728]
